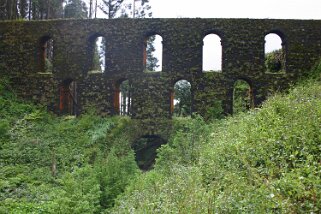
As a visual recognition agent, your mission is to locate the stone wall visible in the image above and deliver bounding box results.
[0,18,321,128]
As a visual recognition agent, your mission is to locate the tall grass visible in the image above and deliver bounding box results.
[0,78,139,213]
[1,60,321,213]
[112,62,321,213]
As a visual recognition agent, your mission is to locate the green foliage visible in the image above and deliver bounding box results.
[113,63,321,212]
[0,82,139,213]
[96,148,139,208]
[45,58,53,73]
[265,49,285,73]
[64,0,88,19]
[233,80,252,114]
[2,61,321,213]
[302,58,321,81]
[90,38,104,72]
[156,115,208,170]
[173,80,192,117]
[204,100,224,120]
[145,35,159,71]
[132,136,166,170]
[0,119,9,138]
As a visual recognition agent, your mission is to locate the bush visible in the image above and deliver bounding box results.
[265,49,285,73]
[113,61,321,212]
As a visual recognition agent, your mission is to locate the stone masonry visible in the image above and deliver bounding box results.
[0,18,320,138]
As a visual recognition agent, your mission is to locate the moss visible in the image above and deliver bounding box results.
[0,18,320,121]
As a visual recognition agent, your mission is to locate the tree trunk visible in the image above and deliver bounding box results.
[46,0,50,19]
[89,0,92,18]
[94,0,97,18]
[28,0,31,20]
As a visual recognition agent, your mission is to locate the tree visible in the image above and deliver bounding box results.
[145,36,159,71]
[0,0,64,20]
[98,0,158,71]
[18,0,28,19]
[233,80,253,114]
[31,0,64,19]
[132,0,158,72]
[99,0,124,19]
[0,0,18,20]
[88,0,93,18]
[174,80,192,117]
[265,49,285,73]
[132,0,151,18]
[64,0,88,19]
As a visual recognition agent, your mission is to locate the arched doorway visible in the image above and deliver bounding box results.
[171,80,192,117]
[143,34,163,72]
[88,35,107,73]
[233,79,254,114]
[39,36,54,72]
[59,79,77,115]
[114,79,131,116]
[132,135,166,170]
[264,32,286,73]
[203,33,222,72]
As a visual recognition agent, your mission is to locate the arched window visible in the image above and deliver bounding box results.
[171,80,192,117]
[40,36,54,72]
[233,79,253,114]
[59,79,77,115]
[144,34,163,72]
[132,135,166,170]
[89,35,106,73]
[264,33,285,73]
[203,33,222,72]
[114,79,131,115]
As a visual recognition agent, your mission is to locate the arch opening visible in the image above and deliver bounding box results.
[171,80,192,117]
[59,79,77,115]
[203,33,222,72]
[233,79,254,114]
[132,135,166,171]
[89,36,106,73]
[40,36,54,73]
[264,33,285,73]
[114,79,131,116]
[144,34,163,72]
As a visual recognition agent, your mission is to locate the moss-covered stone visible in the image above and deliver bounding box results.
[0,18,320,123]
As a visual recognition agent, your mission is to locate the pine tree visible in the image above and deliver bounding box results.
[0,0,18,20]
[0,0,65,20]
[174,80,192,117]
[145,36,159,71]
[99,0,124,19]
[64,0,88,19]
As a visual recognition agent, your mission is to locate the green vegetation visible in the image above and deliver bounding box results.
[233,79,253,114]
[112,61,321,213]
[0,78,139,213]
[265,49,286,73]
[173,80,192,117]
[1,61,321,212]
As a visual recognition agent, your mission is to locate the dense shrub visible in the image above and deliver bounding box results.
[265,49,285,73]
[113,63,321,213]
[0,82,139,213]
[2,61,321,212]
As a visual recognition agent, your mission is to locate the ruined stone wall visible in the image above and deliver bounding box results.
[0,18,320,125]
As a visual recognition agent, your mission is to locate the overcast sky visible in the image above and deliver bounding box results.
[150,0,321,19]
[87,0,321,19]
[150,0,321,70]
